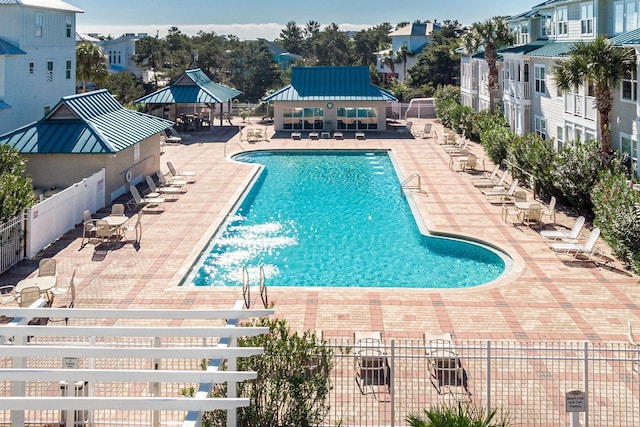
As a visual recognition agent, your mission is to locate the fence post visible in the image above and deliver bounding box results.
[486,339,491,413]
[390,338,395,427]
[583,341,589,427]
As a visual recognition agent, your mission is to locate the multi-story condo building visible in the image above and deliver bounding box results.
[0,0,82,135]
[461,0,640,176]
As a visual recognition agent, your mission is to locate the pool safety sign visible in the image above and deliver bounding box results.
[565,389,586,412]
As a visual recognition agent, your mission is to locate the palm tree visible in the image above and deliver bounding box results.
[553,36,635,155]
[380,50,397,82]
[462,17,513,114]
[76,42,108,93]
[397,45,411,81]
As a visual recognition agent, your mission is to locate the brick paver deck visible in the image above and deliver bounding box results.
[3,118,639,344]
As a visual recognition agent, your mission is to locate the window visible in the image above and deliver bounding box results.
[557,126,564,150]
[628,1,637,31]
[541,14,555,37]
[520,22,529,44]
[581,2,594,35]
[535,116,547,140]
[47,61,53,82]
[557,6,568,36]
[337,107,378,130]
[620,134,638,162]
[65,60,72,80]
[66,16,72,38]
[622,68,637,101]
[29,61,34,74]
[282,107,324,130]
[534,65,546,94]
[35,13,43,37]
[616,1,625,33]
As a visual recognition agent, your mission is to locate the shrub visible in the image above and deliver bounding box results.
[194,317,334,426]
[0,145,33,222]
[551,139,602,212]
[480,125,514,166]
[448,104,475,136]
[407,402,512,427]
[467,111,508,142]
[591,165,640,271]
[506,133,556,196]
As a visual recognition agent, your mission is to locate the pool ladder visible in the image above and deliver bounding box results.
[242,265,268,309]
[400,172,426,195]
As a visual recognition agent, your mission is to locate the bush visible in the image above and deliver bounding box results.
[448,104,475,137]
[466,111,508,142]
[195,317,334,427]
[551,139,602,212]
[480,125,514,167]
[0,145,33,222]
[407,402,512,427]
[506,133,556,196]
[591,165,640,271]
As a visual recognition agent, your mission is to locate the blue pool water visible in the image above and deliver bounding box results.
[187,151,508,288]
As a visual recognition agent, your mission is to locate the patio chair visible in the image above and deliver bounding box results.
[111,203,125,216]
[127,186,165,213]
[167,161,196,183]
[551,227,601,261]
[397,121,413,135]
[50,266,76,325]
[424,332,471,398]
[164,129,182,144]
[413,123,432,138]
[540,216,585,242]
[123,212,143,243]
[81,210,98,247]
[146,175,181,199]
[17,285,42,307]
[0,285,16,305]
[354,332,390,400]
[95,219,118,248]
[522,203,543,229]
[38,258,56,277]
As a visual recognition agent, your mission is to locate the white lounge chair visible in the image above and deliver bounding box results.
[167,161,196,183]
[474,168,506,188]
[484,178,519,203]
[146,175,183,199]
[540,216,585,241]
[551,228,600,260]
[127,186,165,212]
[156,170,188,189]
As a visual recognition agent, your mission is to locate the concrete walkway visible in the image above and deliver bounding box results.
[2,118,638,344]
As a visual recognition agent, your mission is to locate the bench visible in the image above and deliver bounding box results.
[291,132,302,140]
[309,132,319,140]
[334,132,344,140]
[355,132,366,140]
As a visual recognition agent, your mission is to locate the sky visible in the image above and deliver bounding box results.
[72,0,541,40]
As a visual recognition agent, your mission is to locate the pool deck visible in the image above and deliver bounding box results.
[2,118,639,343]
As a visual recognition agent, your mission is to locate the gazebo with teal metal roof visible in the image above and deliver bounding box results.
[264,66,397,133]
[135,68,242,129]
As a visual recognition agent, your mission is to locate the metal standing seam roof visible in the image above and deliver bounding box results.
[0,89,174,154]
[263,66,397,102]
[610,28,640,46]
[526,41,577,58]
[0,38,26,55]
[135,68,242,104]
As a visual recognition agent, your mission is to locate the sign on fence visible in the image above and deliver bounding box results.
[565,389,586,412]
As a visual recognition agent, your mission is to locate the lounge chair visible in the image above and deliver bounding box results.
[146,175,182,199]
[413,123,432,138]
[397,121,413,135]
[474,170,506,189]
[470,164,499,182]
[156,170,188,189]
[542,196,557,224]
[424,332,471,398]
[484,178,519,203]
[167,161,196,183]
[540,216,585,241]
[164,129,182,144]
[354,331,390,400]
[551,227,601,260]
[127,186,165,213]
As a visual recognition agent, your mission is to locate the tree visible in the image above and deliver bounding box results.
[229,40,281,102]
[133,35,167,90]
[76,41,108,92]
[312,23,352,66]
[462,17,513,114]
[0,145,33,223]
[553,36,635,155]
[103,71,145,107]
[279,21,305,55]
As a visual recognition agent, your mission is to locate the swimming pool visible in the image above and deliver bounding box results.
[185,150,509,289]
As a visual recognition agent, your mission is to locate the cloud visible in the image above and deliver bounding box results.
[77,22,372,40]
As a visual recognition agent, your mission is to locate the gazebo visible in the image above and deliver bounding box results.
[135,68,242,132]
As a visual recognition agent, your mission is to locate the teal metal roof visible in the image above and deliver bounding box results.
[527,41,577,58]
[0,100,10,109]
[611,28,640,46]
[135,68,241,104]
[264,66,397,102]
[0,38,26,55]
[500,40,550,55]
[0,89,174,154]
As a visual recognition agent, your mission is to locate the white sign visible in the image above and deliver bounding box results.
[565,389,586,412]
[63,357,78,369]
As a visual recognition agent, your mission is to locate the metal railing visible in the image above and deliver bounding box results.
[502,159,538,199]
[400,173,425,195]
[0,214,23,274]
[320,338,640,427]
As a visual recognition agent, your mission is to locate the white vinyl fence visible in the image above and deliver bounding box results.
[26,169,105,258]
[322,338,640,427]
[0,215,23,274]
